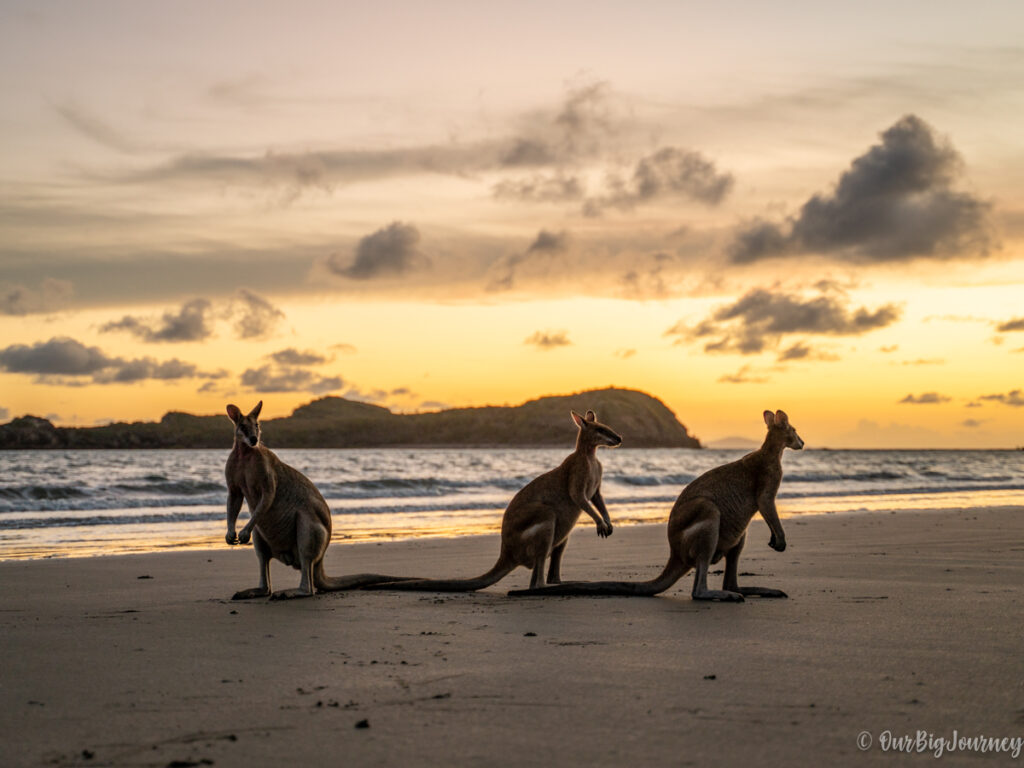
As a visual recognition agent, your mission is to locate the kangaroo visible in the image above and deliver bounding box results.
[224,401,410,600]
[509,409,802,602]
[364,410,622,593]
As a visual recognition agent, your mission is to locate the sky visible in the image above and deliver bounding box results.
[1,0,1023,448]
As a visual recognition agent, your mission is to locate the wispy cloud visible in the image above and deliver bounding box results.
[0,279,74,316]
[524,329,572,349]
[899,392,952,404]
[666,287,901,355]
[979,389,1024,407]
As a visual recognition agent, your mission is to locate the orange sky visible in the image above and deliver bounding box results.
[2,2,1023,447]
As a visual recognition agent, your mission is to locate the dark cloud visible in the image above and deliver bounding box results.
[584,147,733,216]
[961,419,984,428]
[730,115,992,264]
[0,278,74,316]
[240,364,343,395]
[979,389,1024,407]
[100,298,214,343]
[667,288,901,355]
[0,406,9,422]
[0,337,116,375]
[0,336,223,384]
[268,348,328,366]
[330,342,357,354]
[899,392,951,404]
[231,290,285,339]
[996,317,1024,332]
[327,222,426,280]
[524,330,571,349]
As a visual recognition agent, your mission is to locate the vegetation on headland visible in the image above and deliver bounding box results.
[0,387,701,450]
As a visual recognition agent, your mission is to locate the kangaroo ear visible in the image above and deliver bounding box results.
[226,404,243,424]
[763,410,775,427]
[585,410,596,422]
[775,409,789,426]
[571,410,585,428]
[248,401,263,420]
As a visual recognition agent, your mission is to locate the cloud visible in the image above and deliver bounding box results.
[329,342,358,354]
[775,342,838,362]
[487,229,570,291]
[717,365,769,384]
[327,222,426,280]
[240,364,343,394]
[667,287,901,355]
[231,290,285,339]
[614,348,636,359]
[979,389,1024,407]
[343,387,388,403]
[0,406,9,421]
[0,337,117,375]
[492,174,584,203]
[100,298,214,343]
[268,348,329,366]
[961,419,985,428]
[996,317,1024,332]
[583,147,733,216]
[0,336,223,384]
[524,330,572,349]
[899,392,952,405]
[116,83,618,195]
[729,115,992,264]
[0,278,74,316]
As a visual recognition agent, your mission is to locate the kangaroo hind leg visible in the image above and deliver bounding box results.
[546,540,567,585]
[723,533,787,598]
[680,504,743,602]
[270,516,327,600]
[232,530,273,600]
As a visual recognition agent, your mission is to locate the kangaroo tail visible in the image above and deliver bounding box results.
[314,564,420,592]
[361,556,516,593]
[507,556,686,598]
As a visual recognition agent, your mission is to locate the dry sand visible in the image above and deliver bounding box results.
[2,507,1022,767]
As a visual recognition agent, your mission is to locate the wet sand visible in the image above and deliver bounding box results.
[1,506,1022,767]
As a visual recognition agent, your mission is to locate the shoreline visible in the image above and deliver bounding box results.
[1,506,1021,766]
[3,489,1022,562]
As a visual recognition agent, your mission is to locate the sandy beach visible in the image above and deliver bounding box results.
[2,506,1022,767]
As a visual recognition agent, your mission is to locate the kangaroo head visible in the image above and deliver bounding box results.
[571,409,623,448]
[763,409,804,450]
[227,401,263,448]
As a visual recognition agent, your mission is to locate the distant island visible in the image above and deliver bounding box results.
[0,387,702,450]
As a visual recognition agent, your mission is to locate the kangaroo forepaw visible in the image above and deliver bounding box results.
[232,587,271,600]
[597,523,613,538]
[225,532,239,545]
[237,530,251,545]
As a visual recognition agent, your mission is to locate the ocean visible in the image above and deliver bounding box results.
[1,447,1022,559]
